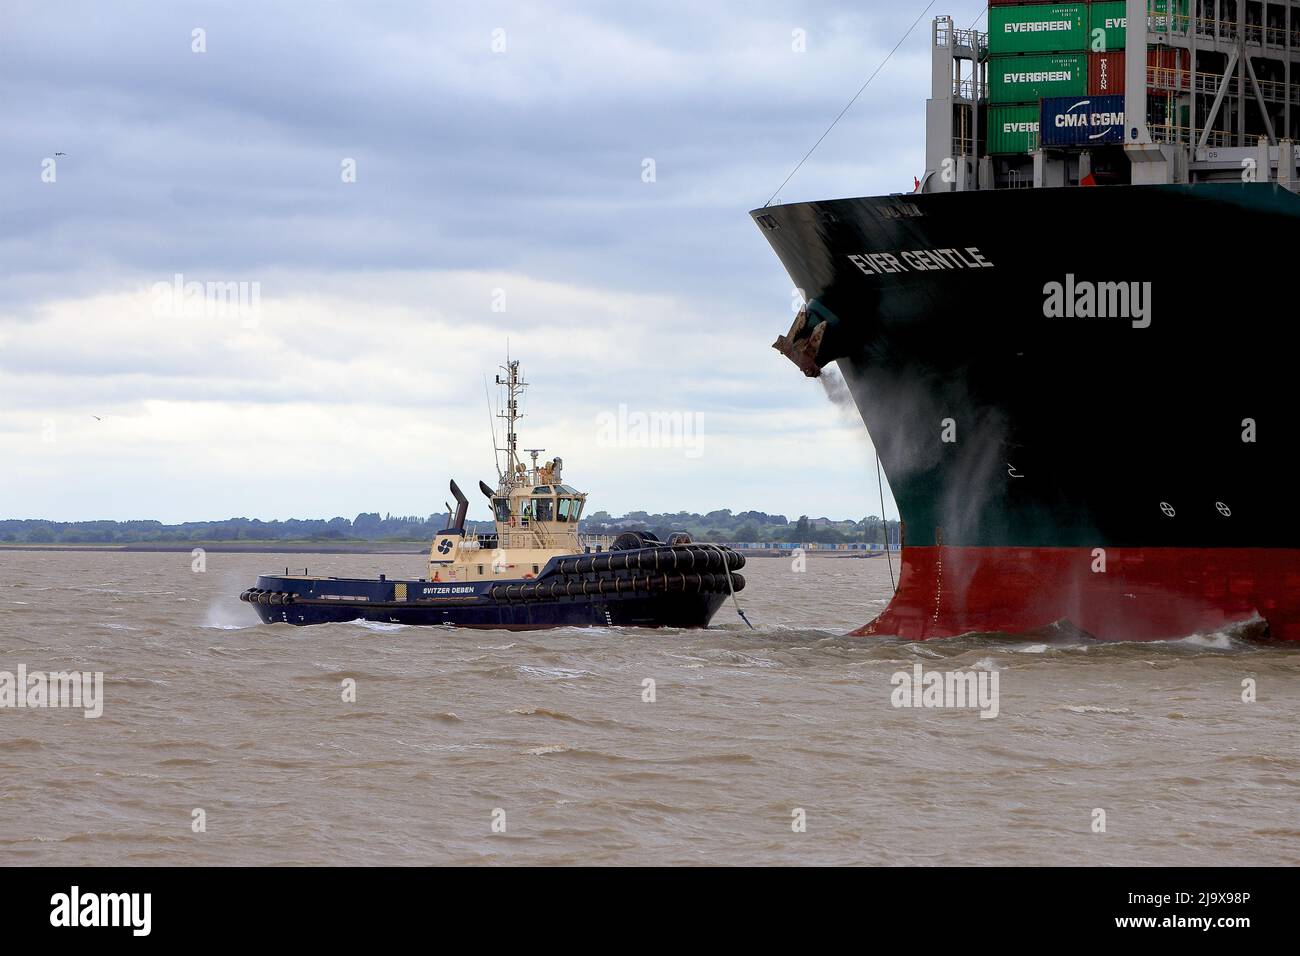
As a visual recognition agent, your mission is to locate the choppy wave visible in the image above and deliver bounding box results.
[1,549,1296,866]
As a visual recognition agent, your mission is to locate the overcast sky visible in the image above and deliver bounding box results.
[0,0,988,524]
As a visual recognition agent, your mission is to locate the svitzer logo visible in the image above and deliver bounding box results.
[50,886,151,936]
[1043,275,1152,328]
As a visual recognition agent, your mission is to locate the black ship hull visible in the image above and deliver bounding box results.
[753,182,1300,641]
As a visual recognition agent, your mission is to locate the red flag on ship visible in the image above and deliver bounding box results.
[913,176,921,192]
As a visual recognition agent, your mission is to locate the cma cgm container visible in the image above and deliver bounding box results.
[989,52,1087,104]
[1088,1,1127,52]
[1040,94,1125,146]
[988,4,1087,54]
[986,105,1040,154]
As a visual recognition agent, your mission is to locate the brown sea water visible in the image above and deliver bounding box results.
[0,550,1296,866]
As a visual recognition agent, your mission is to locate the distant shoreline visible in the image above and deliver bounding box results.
[0,542,892,557]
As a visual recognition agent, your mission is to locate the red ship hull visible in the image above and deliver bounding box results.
[856,546,1300,641]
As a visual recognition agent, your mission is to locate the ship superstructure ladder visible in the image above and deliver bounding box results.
[922,16,990,192]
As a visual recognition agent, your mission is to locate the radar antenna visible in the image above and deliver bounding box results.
[524,448,545,482]
[494,356,528,489]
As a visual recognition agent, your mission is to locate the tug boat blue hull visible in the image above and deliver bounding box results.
[240,544,746,629]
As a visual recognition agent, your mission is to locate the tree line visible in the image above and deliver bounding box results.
[0,509,900,545]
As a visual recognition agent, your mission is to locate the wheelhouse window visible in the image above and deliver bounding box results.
[533,497,554,521]
[493,498,511,522]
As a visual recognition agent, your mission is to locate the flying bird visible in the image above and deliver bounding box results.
[91,415,102,421]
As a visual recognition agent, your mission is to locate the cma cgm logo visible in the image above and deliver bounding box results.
[1053,99,1124,140]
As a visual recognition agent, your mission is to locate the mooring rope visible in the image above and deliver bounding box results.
[763,0,939,207]
[710,544,753,630]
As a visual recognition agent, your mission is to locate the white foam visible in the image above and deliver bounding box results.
[523,744,569,756]
[516,665,592,680]
[353,620,406,632]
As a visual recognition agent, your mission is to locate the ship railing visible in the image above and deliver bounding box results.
[1185,69,1290,104]
[471,530,532,551]
[1149,123,1235,149]
[578,534,615,551]
[469,529,613,552]
[952,78,986,101]
[1004,168,1033,189]
[933,18,985,54]
[1148,122,1185,146]
[1184,16,1290,47]
[951,28,985,52]
[934,17,952,48]
[1147,65,1192,91]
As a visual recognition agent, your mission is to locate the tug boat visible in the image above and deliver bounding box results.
[239,358,745,628]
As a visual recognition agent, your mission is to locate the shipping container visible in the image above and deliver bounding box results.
[1089,1,1127,52]
[989,52,1088,104]
[1039,94,1126,146]
[1088,51,1125,95]
[986,105,1041,154]
[1149,0,1191,32]
[1086,47,1192,95]
[988,3,1088,55]
[1148,45,1190,90]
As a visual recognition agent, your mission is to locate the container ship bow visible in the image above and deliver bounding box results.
[753,1,1300,641]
